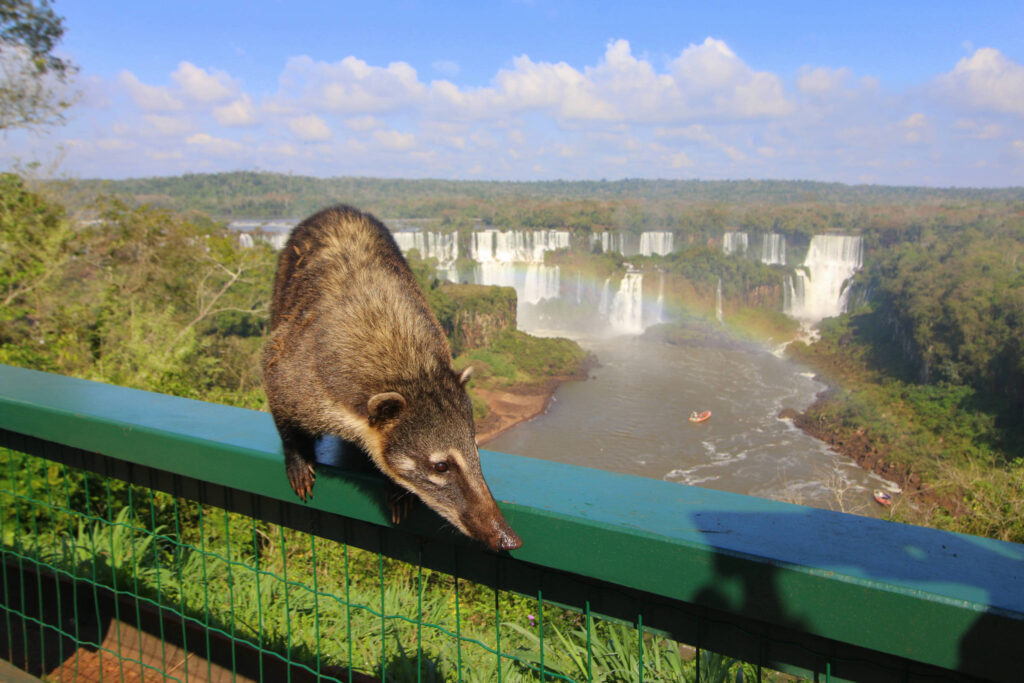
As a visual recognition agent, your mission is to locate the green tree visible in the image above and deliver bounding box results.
[0,0,77,130]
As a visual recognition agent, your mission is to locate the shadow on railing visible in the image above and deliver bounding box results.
[0,363,1021,682]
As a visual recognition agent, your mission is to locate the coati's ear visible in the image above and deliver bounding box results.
[459,366,474,385]
[367,392,406,425]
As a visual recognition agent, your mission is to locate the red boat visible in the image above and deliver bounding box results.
[688,410,712,424]
[873,490,893,506]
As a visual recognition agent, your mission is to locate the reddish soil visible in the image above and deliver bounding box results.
[474,378,565,444]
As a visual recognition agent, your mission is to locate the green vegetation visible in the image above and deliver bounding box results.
[0,0,78,131]
[790,311,1024,542]
[455,330,589,391]
[54,172,1024,242]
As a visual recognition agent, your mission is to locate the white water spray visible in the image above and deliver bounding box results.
[610,272,644,334]
[760,233,786,265]
[785,235,863,322]
[716,278,723,323]
[723,232,748,256]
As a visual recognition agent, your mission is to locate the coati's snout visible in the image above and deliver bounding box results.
[370,386,521,552]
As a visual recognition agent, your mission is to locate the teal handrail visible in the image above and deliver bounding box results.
[1,363,1022,681]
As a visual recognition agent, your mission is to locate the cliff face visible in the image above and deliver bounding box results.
[440,284,517,355]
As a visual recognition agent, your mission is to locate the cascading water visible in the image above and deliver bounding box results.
[471,229,569,264]
[596,231,675,257]
[723,231,748,256]
[785,235,863,322]
[609,272,644,334]
[468,229,569,318]
[393,230,460,281]
[760,233,786,265]
[639,232,674,256]
[716,277,723,323]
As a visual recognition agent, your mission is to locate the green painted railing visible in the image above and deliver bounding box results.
[0,363,1021,682]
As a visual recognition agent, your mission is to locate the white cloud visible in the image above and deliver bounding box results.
[276,55,426,113]
[118,71,183,111]
[289,114,332,141]
[147,149,184,161]
[669,151,695,168]
[373,129,416,150]
[936,47,1024,115]
[797,66,854,96]
[95,138,136,152]
[214,95,258,126]
[185,133,244,155]
[669,38,792,118]
[900,112,931,144]
[345,115,381,131]
[171,62,239,103]
[143,114,193,136]
[954,119,1004,140]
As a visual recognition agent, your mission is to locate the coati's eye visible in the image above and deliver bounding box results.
[433,461,449,473]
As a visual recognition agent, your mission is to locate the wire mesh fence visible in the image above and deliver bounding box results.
[1,446,769,682]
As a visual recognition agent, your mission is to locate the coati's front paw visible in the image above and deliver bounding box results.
[386,482,415,524]
[287,461,316,501]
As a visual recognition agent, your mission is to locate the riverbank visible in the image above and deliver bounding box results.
[474,360,595,444]
[474,379,563,444]
[780,389,944,512]
[781,332,973,520]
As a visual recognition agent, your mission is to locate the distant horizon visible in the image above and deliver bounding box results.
[5,1,1023,187]
[65,169,1024,193]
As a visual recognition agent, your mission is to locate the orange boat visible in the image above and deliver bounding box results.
[873,490,893,506]
[688,410,712,424]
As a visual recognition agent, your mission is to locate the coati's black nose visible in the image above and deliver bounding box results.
[492,526,522,551]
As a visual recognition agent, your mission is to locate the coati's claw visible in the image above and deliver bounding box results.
[386,483,415,524]
[286,461,316,502]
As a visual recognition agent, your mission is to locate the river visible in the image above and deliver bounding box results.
[485,332,895,514]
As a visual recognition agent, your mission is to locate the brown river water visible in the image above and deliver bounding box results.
[484,333,895,514]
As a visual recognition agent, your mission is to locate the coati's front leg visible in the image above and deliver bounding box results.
[275,419,318,501]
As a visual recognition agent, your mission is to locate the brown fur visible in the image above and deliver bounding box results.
[262,205,521,551]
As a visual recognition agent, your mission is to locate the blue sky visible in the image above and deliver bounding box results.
[5,0,1024,186]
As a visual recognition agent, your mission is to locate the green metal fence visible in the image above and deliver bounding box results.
[0,363,1021,682]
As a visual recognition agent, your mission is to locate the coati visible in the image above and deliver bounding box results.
[262,205,522,552]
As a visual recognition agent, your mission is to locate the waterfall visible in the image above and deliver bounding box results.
[760,233,786,265]
[393,230,460,281]
[597,232,640,256]
[467,228,570,319]
[610,272,644,334]
[639,231,674,256]
[474,262,560,304]
[723,231,748,256]
[598,278,611,315]
[575,271,582,304]
[472,229,569,264]
[716,278,723,323]
[785,235,863,322]
[522,264,561,304]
